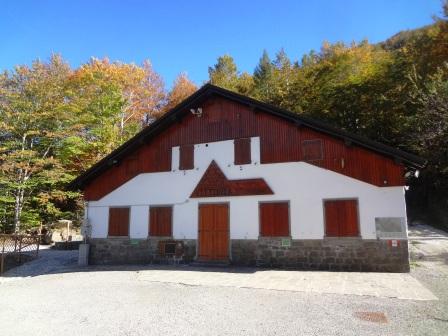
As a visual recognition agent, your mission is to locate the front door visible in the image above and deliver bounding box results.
[198,203,229,261]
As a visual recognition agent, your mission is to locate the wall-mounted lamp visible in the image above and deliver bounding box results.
[190,108,203,117]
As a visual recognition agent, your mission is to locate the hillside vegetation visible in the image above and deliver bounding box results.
[1,4,447,232]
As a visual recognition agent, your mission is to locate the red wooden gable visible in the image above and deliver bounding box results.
[74,85,424,200]
[190,161,273,198]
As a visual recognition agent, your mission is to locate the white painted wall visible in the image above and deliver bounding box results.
[87,137,407,240]
[129,206,149,238]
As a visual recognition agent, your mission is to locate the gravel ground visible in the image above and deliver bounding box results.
[0,227,447,336]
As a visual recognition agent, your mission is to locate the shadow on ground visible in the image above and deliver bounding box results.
[2,224,447,279]
[1,248,263,278]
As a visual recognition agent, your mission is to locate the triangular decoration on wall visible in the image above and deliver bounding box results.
[190,161,273,198]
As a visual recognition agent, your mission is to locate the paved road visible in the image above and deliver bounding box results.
[0,226,447,336]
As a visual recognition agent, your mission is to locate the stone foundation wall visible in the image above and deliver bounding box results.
[88,238,196,265]
[231,238,410,272]
[88,237,409,272]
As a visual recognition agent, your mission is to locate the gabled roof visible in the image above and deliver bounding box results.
[69,84,426,190]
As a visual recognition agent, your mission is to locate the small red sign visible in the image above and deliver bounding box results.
[388,239,400,247]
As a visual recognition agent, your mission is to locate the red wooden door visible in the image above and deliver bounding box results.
[198,204,229,261]
[324,200,359,237]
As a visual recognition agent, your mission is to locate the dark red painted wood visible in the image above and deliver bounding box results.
[179,144,194,170]
[259,202,290,237]
[324,200,359,237]
[125,156,139,176]
[190,161,273,198]
[149,206,172,237]
[84,96,406,200]
[234,137,251,165]
[108,207,130,237]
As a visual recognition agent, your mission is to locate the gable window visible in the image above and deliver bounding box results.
[108,207,130,237]
[324,199,359,237]
[259,202,290,237]
[234,138,251,165]
[149,206,173,237]
[179,144,194,170]
[302,139,323,161]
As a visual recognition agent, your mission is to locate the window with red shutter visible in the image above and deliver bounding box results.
[149,206,173,237]
[324,199,359,237]
[259,202,290,237]
[302,139,323,161]
[234,138,251,165]
[108,207,130,237]
[179,144,194,170]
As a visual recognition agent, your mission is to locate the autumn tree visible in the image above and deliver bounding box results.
[235,72,255,96]
[0,55,77,232]
[63,58,166,171]
[164,73,197,112]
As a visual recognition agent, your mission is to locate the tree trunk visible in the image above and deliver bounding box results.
[120,114,125,142]
[13,188,24,233]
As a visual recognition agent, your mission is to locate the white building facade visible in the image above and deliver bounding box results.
[71,85,424,272]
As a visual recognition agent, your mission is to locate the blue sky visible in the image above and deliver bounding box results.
[0,0,443,87]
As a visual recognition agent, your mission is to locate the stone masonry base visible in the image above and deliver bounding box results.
[88,238,196,265]
[232,238,410,272]
[88,237,409,272]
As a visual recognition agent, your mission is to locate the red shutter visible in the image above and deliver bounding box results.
[324,200,359,237]
[302,139,323,161]
[150,206,173,236]
[108,208,130,237]
[260,202,290,237]
[234,138,251,165]
[179,144,194,170]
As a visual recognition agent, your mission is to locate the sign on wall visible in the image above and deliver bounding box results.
[375,217,407,239]
[281,238,291,248]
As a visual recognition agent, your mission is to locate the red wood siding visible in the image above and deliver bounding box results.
[234,137,251,165]
[190,161,273,198]
[149,206,172,237]
[179,144,194,170]
[125,156,139,176]
[84,97,406,200]
[198,203,229,261]
[259,202,290,237]
[324,200,359,237]
[108,207,130,237]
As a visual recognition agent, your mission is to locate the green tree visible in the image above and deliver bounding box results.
[407,64,448,226]
[270,49,295,108]
[253,50,274,100]
[0,55,78,232]
[63,58,166,172]
[236,72,255,96]
[209,54,256,95]
[208,54,240,91]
